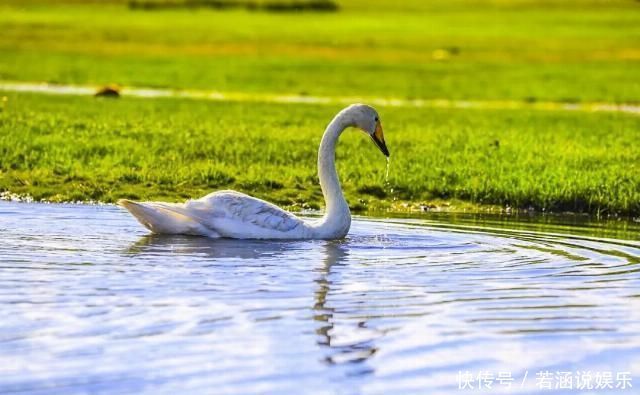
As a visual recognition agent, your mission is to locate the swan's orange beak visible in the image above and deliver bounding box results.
[370,121,389,157]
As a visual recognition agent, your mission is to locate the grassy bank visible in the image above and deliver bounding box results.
[0,0,639,216]
[1,92,638,216]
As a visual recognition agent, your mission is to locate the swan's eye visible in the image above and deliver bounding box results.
[374,117,379,122]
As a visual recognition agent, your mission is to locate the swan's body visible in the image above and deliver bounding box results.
[119,104,389,240]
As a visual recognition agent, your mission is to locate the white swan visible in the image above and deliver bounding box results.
[118,103,389,240]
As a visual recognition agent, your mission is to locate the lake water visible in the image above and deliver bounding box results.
[1,201,639,394]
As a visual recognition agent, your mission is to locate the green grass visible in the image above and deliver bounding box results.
[1,91,638,215]
[1,0,639,102]
[1,0,639,216]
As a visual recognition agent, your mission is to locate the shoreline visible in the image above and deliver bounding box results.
[2,190,638,222]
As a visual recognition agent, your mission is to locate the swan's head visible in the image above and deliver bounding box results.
[343,103,389,157]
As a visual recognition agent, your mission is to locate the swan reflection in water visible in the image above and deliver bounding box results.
[126,235,379,372]
[127,234,299,259]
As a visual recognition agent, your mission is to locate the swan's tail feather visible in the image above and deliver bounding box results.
[118,199,220,237]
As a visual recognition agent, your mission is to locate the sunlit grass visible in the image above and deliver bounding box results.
[0,0,638,215]
[0,0,639,101]
[1,92,638,215]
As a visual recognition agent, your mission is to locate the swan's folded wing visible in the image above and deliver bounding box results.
[184,191,304,237]
[118,199,221,237]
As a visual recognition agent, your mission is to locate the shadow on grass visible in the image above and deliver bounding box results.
[129,0,339,12]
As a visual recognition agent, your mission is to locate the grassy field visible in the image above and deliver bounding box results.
[0,0,639,216]
[1,0,639,102]
[1,92,638,215]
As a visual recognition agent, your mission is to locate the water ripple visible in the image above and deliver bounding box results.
[0,202,638,394]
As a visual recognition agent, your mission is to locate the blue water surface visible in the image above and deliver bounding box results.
[0,202,639,394]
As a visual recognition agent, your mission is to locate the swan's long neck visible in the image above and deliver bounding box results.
[312,111,352,238]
